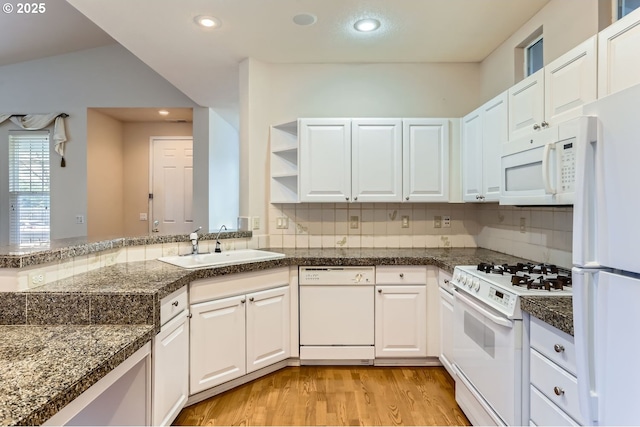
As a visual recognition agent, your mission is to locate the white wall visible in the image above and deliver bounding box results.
[0,44,199,243]
[479,0,602,103]
[209,110,239,232]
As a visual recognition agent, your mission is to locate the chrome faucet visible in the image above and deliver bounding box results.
[189,226,202,254]
[214,225,227,253]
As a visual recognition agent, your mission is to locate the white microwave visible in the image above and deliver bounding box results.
[500,116,596,206]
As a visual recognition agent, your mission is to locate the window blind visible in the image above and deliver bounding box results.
[9,132,50,245]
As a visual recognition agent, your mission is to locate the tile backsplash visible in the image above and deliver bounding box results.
[267,202,573,267]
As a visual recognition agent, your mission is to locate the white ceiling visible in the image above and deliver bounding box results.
[5,0,551,123]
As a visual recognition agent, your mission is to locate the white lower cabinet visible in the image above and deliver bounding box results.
[153,286,189,427]
[528,316,583,426]
[246,286,291,373]
[438,269,455,377]
[190,294,246,394]
[190,285,290,394]
[374,266,427,358]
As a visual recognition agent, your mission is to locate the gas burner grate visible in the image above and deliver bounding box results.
[511,273,572,291]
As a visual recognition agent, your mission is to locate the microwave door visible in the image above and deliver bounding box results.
[500,144,551,205]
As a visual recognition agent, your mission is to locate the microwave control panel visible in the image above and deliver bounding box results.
[558,140,575,193]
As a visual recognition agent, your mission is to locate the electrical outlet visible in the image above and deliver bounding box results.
[252,216,260,230]
[520,217,526,233]
[350,215,359,229]
[28,271,45,288]
[276,217,289,229]
[434,216,442,228]
[75,215,85,224]
[139,213,148,221]
[401,215,410,228]
[443,216,451,228]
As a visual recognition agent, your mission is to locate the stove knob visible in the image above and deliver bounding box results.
[473,279,480,292]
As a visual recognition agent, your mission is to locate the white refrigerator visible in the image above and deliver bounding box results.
[573,84,640,426]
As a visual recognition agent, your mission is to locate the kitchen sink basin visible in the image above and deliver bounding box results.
[158,249,286,269]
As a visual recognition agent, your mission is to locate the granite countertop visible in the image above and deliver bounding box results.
[0,324,154,426]
[521,296,574,336]
[0,246,574,425]
[0,231,252,268]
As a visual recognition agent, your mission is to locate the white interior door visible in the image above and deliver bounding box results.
[151,137,193,235]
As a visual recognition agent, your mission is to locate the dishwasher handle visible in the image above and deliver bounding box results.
[454,289,513,329]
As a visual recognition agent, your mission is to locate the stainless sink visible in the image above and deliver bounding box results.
[158,249,285,269]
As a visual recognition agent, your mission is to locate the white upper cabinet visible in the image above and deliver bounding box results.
[270,121,299,204]
[598,8,640,97]
[299,118,352,202]
[351,119,403,202]
[298,117,450,203]
[462,91,508,202]
[402,118,450,202]
[509,36,597,140]
[545,36,597,124]
[508,69,545,140]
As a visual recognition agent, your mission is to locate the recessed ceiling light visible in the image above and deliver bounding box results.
[354,18,380,32]
[293,13,317,26]
[158,110,170,116]
[194,15,221,28]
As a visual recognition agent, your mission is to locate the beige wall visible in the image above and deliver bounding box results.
[479,0,603,104]
[475,205,573,268]
[240,59,481,242]
[87,109,124,240]
[122,122,193,237]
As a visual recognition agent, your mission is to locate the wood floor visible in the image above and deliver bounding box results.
[173,366,470,426]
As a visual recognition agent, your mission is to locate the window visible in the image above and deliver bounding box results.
[9,132,51,245]
[525,36,544,77]
[618,0,640,18]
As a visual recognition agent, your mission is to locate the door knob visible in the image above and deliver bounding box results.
[399,273,404,278]
[554,344,565,353]
[553,386,565,396]
[249,297,255,302]
[533,123,541,131]
[378,289,382,293]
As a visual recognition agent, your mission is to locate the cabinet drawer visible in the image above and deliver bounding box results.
[530,386,580,426]
[160,286,188,326]
[376,266,426,284]
[530,316,577,375]
[530,349,583,423]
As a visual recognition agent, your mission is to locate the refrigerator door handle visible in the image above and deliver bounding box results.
[572,117,600,267]
[572,267,599,425]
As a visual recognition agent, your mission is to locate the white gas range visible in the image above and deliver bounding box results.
[450,263,572,426]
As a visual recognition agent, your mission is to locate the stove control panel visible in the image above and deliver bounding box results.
[489,287,516,310]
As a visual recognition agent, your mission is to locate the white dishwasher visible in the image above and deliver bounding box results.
[299,266,375,364]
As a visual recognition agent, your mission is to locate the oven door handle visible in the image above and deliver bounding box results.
[454,289,513,329]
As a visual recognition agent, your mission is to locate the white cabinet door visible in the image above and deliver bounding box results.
[461,107,484,202]
[190,295,246,394]
[509,69,545,140]
[402,118,450,202]
[352,118,402,202]
[299,118,352,202]
[545,36,597,125]
[439,287,454,375]
[375,285,427,358]
[481,92,508,202]
[153,311,189,426]
[598,8,640,97]
[246,286,290,373]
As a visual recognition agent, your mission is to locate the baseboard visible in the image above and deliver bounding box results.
[374,357,442,367]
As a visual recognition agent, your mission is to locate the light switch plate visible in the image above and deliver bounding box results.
[401,216,410,228]
[434,216,442,228]
[252,216,260,230]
